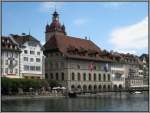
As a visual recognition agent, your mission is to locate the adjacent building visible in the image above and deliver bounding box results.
[139,54,149,85]
[11,34,45,79]
[1,36,21,78]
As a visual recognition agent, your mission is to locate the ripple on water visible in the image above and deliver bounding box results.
[2,92,149,112]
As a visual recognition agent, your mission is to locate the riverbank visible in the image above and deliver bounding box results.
[1,92,119,100]
[2,94,66,100]
[2,91,148,100]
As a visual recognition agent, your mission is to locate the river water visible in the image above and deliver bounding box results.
[2,92,149,112]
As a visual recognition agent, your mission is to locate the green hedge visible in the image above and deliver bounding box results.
[1,77,59,95]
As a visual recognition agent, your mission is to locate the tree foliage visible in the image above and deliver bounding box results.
[1,77,60,95]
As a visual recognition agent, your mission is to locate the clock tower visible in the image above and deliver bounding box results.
[45,10,66,42]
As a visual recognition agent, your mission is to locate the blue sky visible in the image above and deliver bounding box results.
[2,2,148,56]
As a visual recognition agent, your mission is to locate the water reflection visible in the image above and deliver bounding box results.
[2,92,149,112]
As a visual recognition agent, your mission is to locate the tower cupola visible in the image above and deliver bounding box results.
[45,10,67,39]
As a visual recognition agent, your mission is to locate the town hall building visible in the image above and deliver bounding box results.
[44,11,116,92]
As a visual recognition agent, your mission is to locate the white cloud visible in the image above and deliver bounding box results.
[103,2,125,9]
[73,18,88,27]
[41,41,45,45]
[109,16,148,54]
[39,2,64,12]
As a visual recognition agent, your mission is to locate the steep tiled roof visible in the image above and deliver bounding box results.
[1,36,20,52]
[11,34,40,46]
[44,34,102,53]
[43,34,114,62]
[43,34,140,64]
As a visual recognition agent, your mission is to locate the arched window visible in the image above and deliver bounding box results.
[89,73,91,81]
[50,73,53,79]
[119,84,122,89]
[83,73,86,81]
[83,85,87,92]
[103,85,106,91]
[45,73,48,79]
[108,85,111,90]
[88,85,92,91]
[56,73,59,80]
[99,85,102,91]
[99,74,101,81]
[114,85,117,90]
[61,72,64,80]
[71,85,75,91]
[77,85,81,89]
[94,85,97,91]
[77,85,81,91]
[77,73,80,81]
[103,74,106,81]
[108,74,111,81]
[94,73,97,81]
[72,72,75,80]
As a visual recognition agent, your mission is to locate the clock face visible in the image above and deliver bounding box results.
[56,17,58,20]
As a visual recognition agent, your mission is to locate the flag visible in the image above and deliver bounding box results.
[88,62,94,72]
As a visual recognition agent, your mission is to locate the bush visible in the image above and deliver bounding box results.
[47,80,59,88]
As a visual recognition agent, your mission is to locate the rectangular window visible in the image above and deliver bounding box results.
[10,69,13,73]
[5,60,8,65]
[36,58,40,62]
[30,51,35,55]
[83,74,86,81]
[30,66,35,71]
[56,73,59,80]
[8,52,10,57]
[30,58,34,62]
[15,69,18,73]
[15,53,18,58]
[50,73,53,79]
[24,50,28,54]
[6,52,8,57]
[36,66,41,71]
[1,59,3,65]
[24,65,29,71]
[24,57,28,61]
[16,60,18,65]
[1,68,3,73]
[5,68,8,73]
[37,52,40,55]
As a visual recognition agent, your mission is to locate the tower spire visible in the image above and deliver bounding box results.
[45,10,67,42]
[55,5,56,12]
